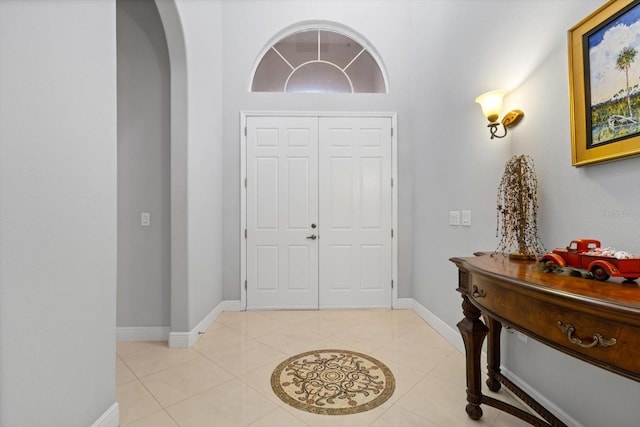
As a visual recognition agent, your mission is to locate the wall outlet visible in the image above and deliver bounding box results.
[517,331,528,343]
[449,211,460,226]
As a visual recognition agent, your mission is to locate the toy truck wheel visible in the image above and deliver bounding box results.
[624,277,638,281]
[591,266,610,281]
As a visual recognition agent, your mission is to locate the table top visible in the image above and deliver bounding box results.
[450,253,640,316]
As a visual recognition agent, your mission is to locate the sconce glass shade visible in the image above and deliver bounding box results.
[475,90,506,123]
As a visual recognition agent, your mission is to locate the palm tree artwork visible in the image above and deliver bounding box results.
[616,46,638,118]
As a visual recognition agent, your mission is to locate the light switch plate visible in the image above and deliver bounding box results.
[461,210,471,226]
[141,212,151,227]
[449,211,460,226]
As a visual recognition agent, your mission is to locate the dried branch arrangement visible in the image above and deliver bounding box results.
[495,155,545,259]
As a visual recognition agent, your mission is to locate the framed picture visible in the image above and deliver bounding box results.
[568,0,640,166]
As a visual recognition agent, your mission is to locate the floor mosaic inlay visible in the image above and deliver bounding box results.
[271,349,395,415]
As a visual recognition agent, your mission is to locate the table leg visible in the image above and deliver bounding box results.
[485,316,502,392]
[457,295,488,420]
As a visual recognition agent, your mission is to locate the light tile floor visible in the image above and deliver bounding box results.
[116,310,533,426]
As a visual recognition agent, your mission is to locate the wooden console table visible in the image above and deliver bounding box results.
[450,253,640,426]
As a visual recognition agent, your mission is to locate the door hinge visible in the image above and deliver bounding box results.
[391,229,394,238]
[391,178,394,188]
[244,177,247,188]
[391,280,394,289]
[245,229,247,239]
[244,126,247,136]
[245,280,247,290]
[391,127,394,137]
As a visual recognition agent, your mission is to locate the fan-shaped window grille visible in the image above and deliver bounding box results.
[252,29,387,93]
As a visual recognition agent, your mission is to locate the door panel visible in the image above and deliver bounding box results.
[287,157,311,228]
[246,115,392,309]
[360,245,383,289]
[319,117,392,308]
[246,117,319,309]
[329,157,354,228]
[256,158,278,229]
[361,157,383,227]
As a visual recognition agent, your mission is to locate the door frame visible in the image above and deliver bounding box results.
[240,111,398,310]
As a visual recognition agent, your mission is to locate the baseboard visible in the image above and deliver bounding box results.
[90,402,119,427]
[500,366,584,427]
[408,298,464,352]
[220,299,243,311]
[116,326,170,342]
[394,297,414,310]
[407,298,581,427]
[168,300,243,348]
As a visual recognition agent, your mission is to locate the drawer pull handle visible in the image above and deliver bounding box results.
[557,321,617,348]
[472,285,486,298]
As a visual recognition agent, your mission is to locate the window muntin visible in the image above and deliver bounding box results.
[252,29,387,94]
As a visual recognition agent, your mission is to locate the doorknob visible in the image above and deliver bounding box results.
[306,234,317,240]
[311,223,317,229]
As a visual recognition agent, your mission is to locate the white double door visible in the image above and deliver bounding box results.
[246,115,393,310]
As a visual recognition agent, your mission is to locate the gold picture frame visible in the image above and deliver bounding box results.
[568,0,640,166]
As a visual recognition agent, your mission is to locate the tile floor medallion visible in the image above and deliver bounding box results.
[271,349,395,415]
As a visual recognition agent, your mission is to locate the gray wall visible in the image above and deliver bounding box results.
[157,0,226,332]
[0,0,118,425]
[409,1,639,426]
[508,3,640,426]
[117,0,171,328]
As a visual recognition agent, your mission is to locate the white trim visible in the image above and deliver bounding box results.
[167,331,190,348]
[343,48,366,72]
[390,113,399,309]
[394,297,414,310]
[271,47,294,70]
[284,60,355,93]
[241,111,396,118]
[500,367,585,427]
[408,298,464,352]
[168,331,191,348]
[408,298,583,427]
[168,300,241,348]
[240,111,398,311]
[116,326,170,342]
[220,299,243,312]
[248,21,390,93]
[240,113,248,311]
[90,403,119,427]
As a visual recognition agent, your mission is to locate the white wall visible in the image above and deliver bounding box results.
[157,0,225,333]
[181,0,225,329]
[0,0,118,426]
[220,0,415,300]
[410,0,512,330]
[410,1,639,426]
[117,0,171,329]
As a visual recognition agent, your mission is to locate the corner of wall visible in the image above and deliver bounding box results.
[90,403,119,427]
[168,300,242,348]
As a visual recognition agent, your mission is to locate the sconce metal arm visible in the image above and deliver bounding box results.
[488,123,507,139]
[487,110,524,139]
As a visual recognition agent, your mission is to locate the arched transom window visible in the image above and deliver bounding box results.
[251,28,387,93]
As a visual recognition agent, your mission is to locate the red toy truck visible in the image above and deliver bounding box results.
[540,239,640,281]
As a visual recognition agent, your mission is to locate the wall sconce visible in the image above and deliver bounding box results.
[475,90,524,139]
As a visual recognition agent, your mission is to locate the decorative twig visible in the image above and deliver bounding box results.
[495,155,545,258]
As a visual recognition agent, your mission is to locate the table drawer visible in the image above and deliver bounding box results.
[470,275,640,376]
